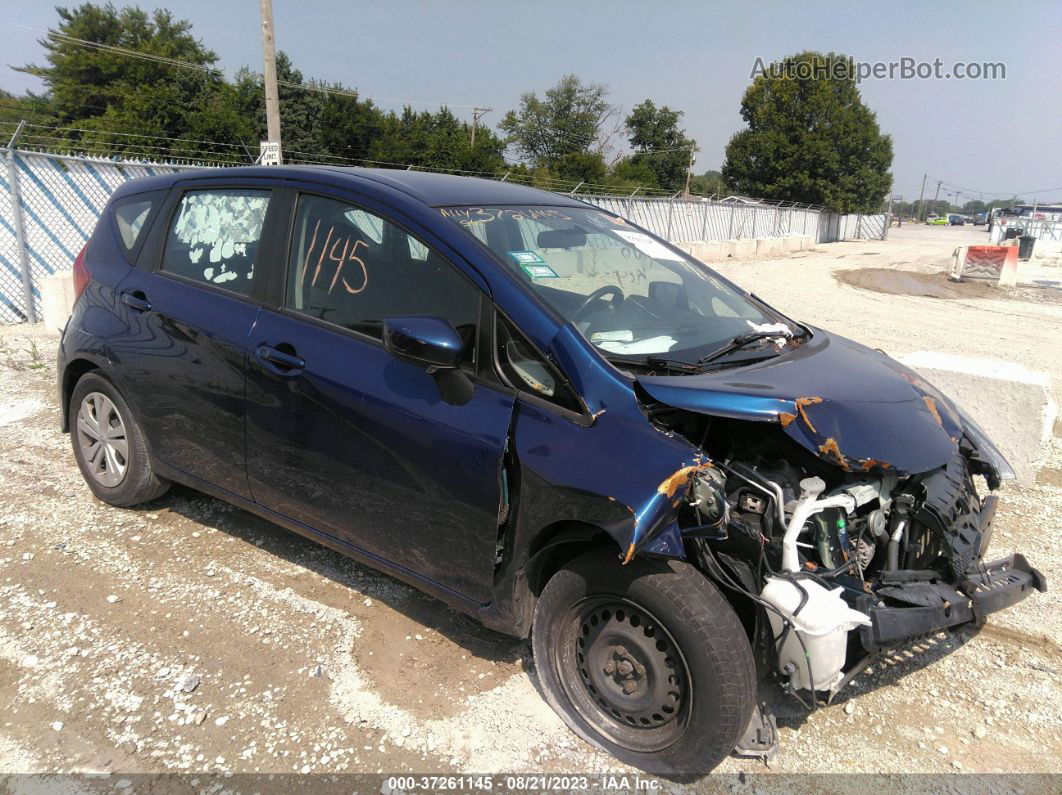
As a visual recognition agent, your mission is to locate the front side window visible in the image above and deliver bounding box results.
[286,194,480,358]
[160,189,271,296]
[443,206,785,364]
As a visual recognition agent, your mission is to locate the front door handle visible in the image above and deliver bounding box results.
[121,291,151,312]
[256,344,305,374]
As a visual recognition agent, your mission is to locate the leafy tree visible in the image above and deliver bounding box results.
[0,89,55,128]
[17,3,251,159]
[500,74,618,178]
[234,52,330,160]
[624,100,696,191]
[722,51,893,212]
[689,169,726,197]
[609,156,659,189]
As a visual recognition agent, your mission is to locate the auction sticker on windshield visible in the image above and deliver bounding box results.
[612,229,682,261]
[510,250,558,278]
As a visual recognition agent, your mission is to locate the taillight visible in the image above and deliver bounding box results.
[72,244,89,301]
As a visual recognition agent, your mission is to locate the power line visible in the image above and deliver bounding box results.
[2,22,486,111]
[924,173,1062,199]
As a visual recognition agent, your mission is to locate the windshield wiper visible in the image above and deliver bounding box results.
[608,355,702,374]
[697,331,792,366]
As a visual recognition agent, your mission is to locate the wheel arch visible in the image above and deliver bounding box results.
[60,356,105,431]
[525,520,621,598]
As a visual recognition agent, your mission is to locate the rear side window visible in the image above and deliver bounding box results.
[110,192,164,261]
[160,189,271,296]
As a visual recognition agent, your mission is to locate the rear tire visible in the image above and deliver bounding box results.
[70,372,169,507]
[532,552,755,776]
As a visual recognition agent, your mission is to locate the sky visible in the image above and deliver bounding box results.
[1,0,1060,204]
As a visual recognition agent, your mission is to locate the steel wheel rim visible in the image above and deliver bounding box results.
[76,392,129,487]
[555,596,692,753]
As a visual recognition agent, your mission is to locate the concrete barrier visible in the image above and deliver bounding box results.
[39,272,75,336]
[667,236,816,262]
[728,239,757,258]
[897,351,1056,484]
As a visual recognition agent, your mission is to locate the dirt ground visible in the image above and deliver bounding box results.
[1,223,1060,784]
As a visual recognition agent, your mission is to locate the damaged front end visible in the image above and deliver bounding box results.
[631,331,1046,701]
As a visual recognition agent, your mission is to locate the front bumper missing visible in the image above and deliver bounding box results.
[856,554,1047,652]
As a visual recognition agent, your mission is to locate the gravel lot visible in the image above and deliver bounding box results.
[1,223,1060,781]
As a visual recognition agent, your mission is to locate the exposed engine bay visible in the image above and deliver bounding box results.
[649,407,1047,705]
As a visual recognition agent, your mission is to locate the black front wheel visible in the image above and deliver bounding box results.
[533,553,755,776]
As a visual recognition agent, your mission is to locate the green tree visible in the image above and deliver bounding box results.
[624,99,696,192]
[234,52,329,161]
[722,51,893,212]
[18,3,251,159]
[500,74,617,178]
[688,169,726,197]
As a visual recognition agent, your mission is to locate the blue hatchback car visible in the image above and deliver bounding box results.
[59,167,1044,774]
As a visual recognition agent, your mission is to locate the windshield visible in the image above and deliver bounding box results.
[442,204,791,365]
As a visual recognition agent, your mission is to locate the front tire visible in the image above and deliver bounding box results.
[532,552,755,776]
[70,372,169,507]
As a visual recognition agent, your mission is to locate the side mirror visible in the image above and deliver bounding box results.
[383,315,463,369]
[382,315,474,406]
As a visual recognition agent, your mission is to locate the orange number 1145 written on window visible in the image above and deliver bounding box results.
[299,220,369,295]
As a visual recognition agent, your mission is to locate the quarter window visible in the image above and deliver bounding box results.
[285,194,481,357]
[160,189,271,296]
[113,197,154,253]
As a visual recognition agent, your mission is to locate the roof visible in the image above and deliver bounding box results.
[110,164,587,209]
[307,166,586,208]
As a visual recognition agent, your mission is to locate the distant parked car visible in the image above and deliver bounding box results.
[927,215,948,225]
[973,213,987,225]
[57,166,1045,776]
[948,214,965,226]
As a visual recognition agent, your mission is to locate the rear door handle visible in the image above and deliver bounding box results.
[256,344,305,374]
[121,291,151,312]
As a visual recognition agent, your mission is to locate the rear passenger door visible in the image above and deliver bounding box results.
[112,180,286,500]
[244,189,516,603]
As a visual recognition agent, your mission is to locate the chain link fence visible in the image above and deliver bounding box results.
[0,146,887,324]
[0,148,194,322]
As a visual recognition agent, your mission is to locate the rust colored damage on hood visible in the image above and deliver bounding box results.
[778,411,797,428]
[923,395,943,426]
[818,437,848,469]
[795,396,823,433]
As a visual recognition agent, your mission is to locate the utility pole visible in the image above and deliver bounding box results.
[931,179,942,218]
[470,107,492,149]
[260,0,282,164]
[916,173,927,221]
[684,149,696,197]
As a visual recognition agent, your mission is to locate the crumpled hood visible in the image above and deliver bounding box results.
[637,330,964,475]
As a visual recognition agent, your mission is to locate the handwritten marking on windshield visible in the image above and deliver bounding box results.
[439,207,574,225]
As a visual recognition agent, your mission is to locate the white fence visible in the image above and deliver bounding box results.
[0,149,191,322]
[0,147,887,324]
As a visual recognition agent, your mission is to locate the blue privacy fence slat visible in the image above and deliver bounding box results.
[0,147,887,324]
